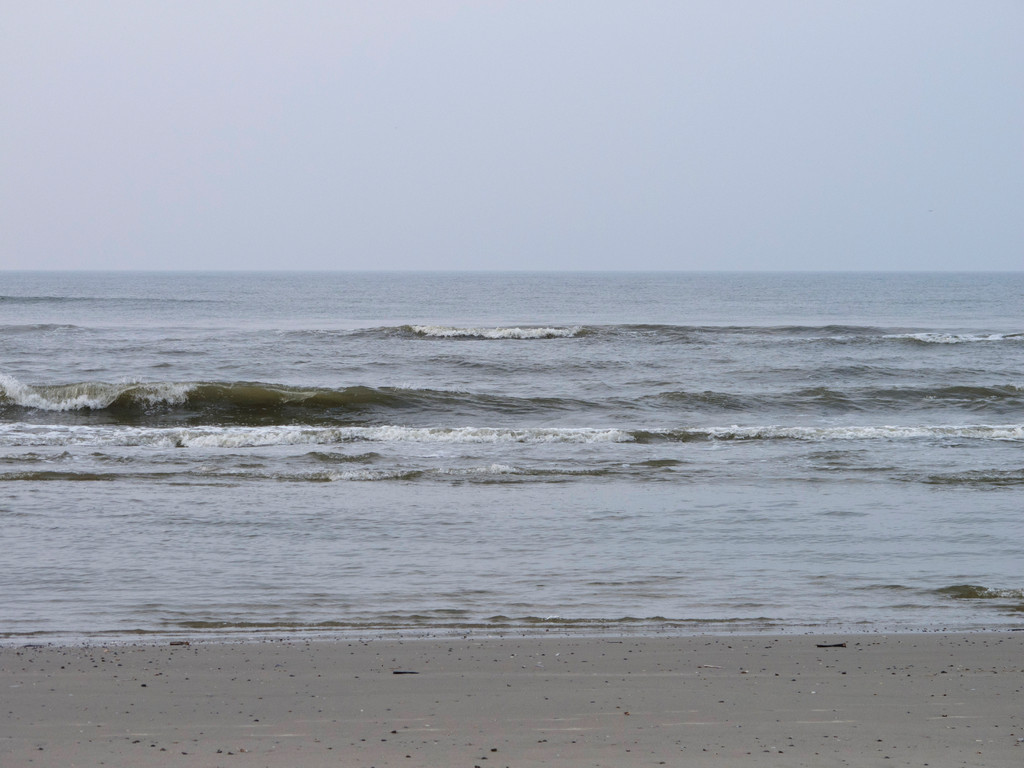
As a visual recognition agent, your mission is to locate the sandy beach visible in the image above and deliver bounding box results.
[2,632,1021,767]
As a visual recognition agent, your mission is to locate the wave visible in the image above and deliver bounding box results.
[1,422,1021,449]
[0,294,214,305]
[651,385,1024,413]
[923,469,1024,487]
[0,461,635,485]
[281,464,559,483]
[936,584,1024,601]
[374,322,882,342]
[6,318,1021,348]
[7,375,1022,428]
[634,324,1024,345]
[441,323,893,343]
[884,332,1024,344]
[0,295,97,305]
[0,376,595,424]
[402,324,582,339]
[0,323,83,335]
[633,424,1024,442]
[607,323,883,337]
[305,450,381,464]
[603,324,1019,345]
[395,323,1024,345]
[0,424,634,448]
[0,375,193,412]
[0,470,116,481]
[151,614,781,635]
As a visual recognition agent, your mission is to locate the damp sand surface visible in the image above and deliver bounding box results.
[3,632,1022,767]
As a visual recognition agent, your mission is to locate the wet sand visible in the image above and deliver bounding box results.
[2,632,1021,767]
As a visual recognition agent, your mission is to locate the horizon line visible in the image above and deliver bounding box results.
[2,267,1021,275]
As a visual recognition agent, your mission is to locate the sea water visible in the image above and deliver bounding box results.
[1,272,1022,640]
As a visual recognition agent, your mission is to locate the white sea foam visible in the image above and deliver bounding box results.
[3,422,1023,448]
[0,424,635,448]
[884,332,1024,344]
[317,464,521,482]
[689,424,1024,441]
[410,325,579,339]
[350,426,630,444]
[318,469,421,482]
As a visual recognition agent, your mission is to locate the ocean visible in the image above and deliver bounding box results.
[1,271,1021,641]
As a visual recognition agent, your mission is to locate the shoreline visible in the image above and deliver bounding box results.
[3,631,1021,767]
[5,624,1021,651]
[5,612,1021,649]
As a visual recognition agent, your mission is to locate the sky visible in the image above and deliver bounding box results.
[2,1,1021,271]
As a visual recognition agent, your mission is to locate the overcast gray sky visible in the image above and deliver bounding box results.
[2,1,1021,271]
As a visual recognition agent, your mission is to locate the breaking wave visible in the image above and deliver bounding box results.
[936,584,1024,601]
[6,375,1023,429]
[0,375,192,412]
[1,422,1021,449]
[0,424,634,448]
[885,332,1024,344]
[0,376,593,424]
[403,325,581,339]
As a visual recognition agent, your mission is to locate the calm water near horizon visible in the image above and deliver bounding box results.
[1,271,1022,641]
